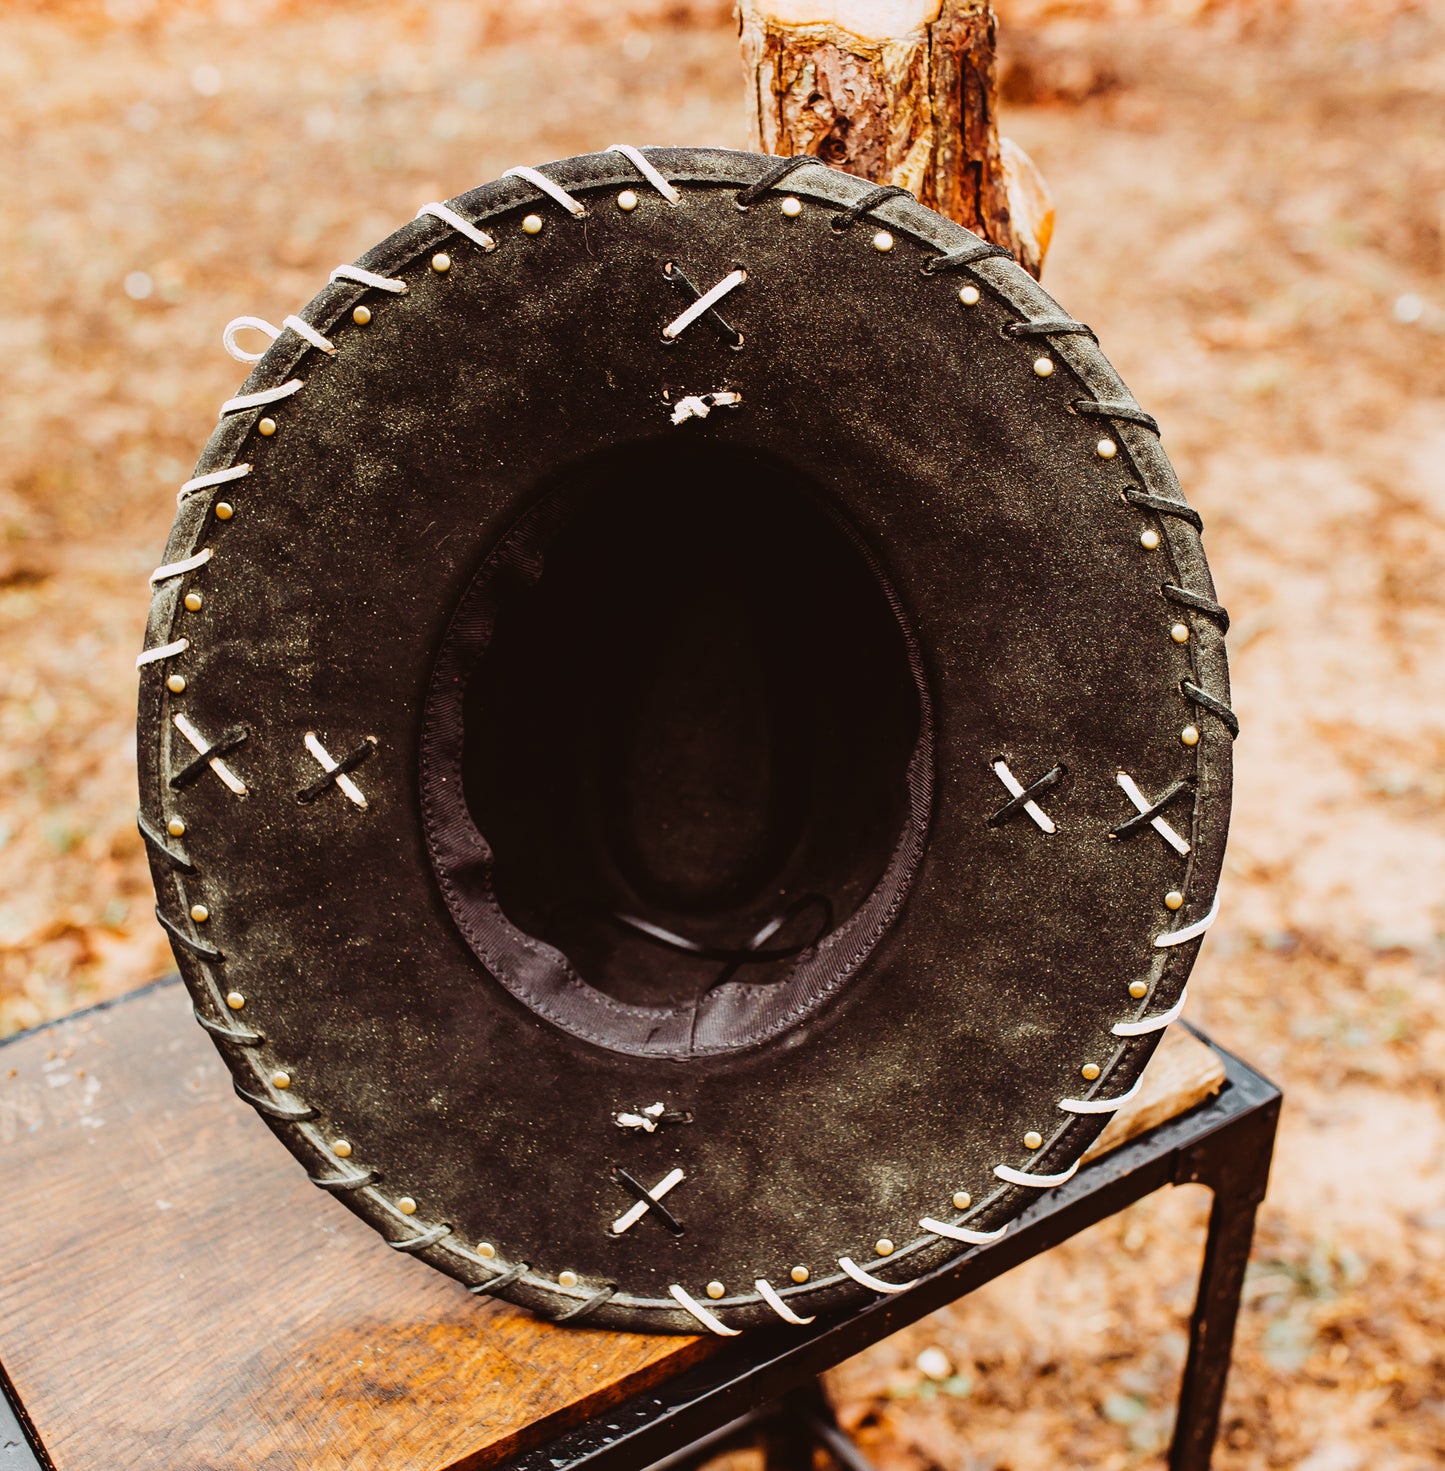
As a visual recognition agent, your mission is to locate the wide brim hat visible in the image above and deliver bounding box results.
[138,147,1233,1335]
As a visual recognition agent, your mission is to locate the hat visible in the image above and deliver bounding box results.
[138,147,1233,1334]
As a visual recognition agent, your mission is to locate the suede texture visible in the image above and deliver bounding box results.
[138,148,1232,1333]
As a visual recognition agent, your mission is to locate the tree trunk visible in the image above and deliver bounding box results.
[738,0,1053,277]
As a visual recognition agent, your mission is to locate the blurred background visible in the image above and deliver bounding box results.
[2,0,1442,1465]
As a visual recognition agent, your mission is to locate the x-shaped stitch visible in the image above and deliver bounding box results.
[170,714,248,795]
[298,732,376,807]
[611,1166,685,1236]
[988,760,1064,832]
[1112,773,1192,855]
[661,263,745,346]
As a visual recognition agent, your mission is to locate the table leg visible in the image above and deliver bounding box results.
[759,1384,829,1470]
[1168,1060,1279,1471]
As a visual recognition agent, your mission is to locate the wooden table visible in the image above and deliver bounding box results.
[0,978,1265,1471]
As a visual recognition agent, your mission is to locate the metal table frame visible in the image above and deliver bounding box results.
[508,1026,1280,1471]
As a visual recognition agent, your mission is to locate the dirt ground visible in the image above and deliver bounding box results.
[2,0,1443,1466]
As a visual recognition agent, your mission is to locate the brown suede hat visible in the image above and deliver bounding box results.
[138,148,1233,1335]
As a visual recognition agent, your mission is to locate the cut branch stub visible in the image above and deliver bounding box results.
[739,0,1051,277]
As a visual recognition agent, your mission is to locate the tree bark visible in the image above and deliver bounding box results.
[738,0,1052,277]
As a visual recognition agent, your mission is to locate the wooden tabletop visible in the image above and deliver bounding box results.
[0,980,712,1471]
[0,980,1223,1471]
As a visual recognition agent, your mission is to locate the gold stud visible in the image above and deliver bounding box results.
[477,1242,496,1259]
[332,1139,352,1158]
[1140,528,1161,550]
[522,214,543,235]
[1097,438,1117,459]
[352,305,372,326]
[1171,623,1190,644]
[1081,1062,1101,1081]
[214,502,233,520]
[166,674,187,693]
[1165,890,1185,911]
[1130,980,1149,999]
[558,1269,578,1288]
[257,417,276,437]
[1024,1131,1043,1150]
[780,196,802,217]
[1033,356,1054,378]
[952,1191,972,1211]
[184,591,202,611]
[790,1265,810,1284]
[959,284,980,306]
[875,1238,894,1257]
[167,817,186,837]
[189,904,209,923]
[1181,724,1201,746]
[706,1281,725,1300]
[225,991,245,1010]
[617,190,638,212]
[397,1197,417,1215]
[431,252,451,273]
[872,230,894,253]
[272,1070,291,1089]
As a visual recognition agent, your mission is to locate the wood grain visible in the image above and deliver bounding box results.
[1083,1027,1226,1165]
[0,983,1224,1469]
[0,982,710,1471]
[738,0,1052,276]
